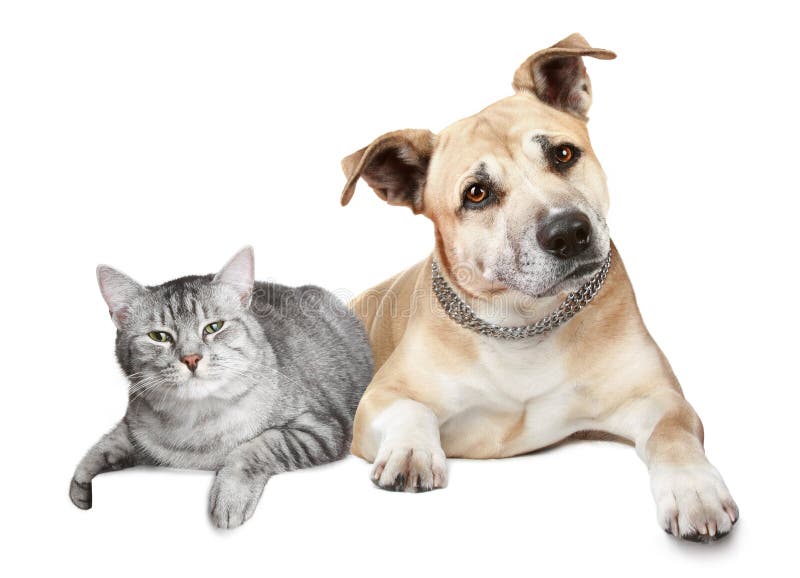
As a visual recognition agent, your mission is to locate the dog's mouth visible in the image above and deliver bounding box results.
[535,258,606,297]
[565,259,605,282]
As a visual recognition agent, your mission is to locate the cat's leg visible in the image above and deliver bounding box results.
[69,419,139,510]
[595,385,739,541]
[352,384,447,493]
[209,414,349,529]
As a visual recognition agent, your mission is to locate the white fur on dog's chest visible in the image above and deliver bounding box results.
[479,336,570,399]
[435,336,581,458]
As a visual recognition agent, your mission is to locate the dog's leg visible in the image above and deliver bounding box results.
[600,387,739,541]
[354,389,447,492]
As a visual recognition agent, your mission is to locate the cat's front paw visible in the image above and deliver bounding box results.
[69,477,92,510]
[650,462,739,542]
[209,467,268,529]
[371,444,447,492]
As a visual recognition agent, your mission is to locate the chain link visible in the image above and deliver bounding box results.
[431,251,611,340]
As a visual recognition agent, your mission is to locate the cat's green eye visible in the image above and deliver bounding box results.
[147,331,173,343]
[204,321,224,335]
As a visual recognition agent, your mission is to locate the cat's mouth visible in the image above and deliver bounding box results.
[182,373,214,388]
[174,371,250,400]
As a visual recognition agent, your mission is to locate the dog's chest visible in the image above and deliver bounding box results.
[437,336,581,457]
[474,336,570,400]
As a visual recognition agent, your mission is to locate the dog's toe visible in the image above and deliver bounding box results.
[651,462,738,543]
[370,446,447,493]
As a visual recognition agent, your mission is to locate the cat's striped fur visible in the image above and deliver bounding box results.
[70,247,372,528]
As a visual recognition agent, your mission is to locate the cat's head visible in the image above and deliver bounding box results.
[97,247,266,402]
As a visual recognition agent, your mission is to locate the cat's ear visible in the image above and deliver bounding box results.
[214,246,255,307]
[97,265,145,328]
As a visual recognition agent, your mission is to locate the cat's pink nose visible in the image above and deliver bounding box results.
[181,354,202,372]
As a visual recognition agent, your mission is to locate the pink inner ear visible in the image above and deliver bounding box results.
[214,247,255,303]
[97,266,143,326]
[217,280,253,307]
[111,306,129,324]
[237,287,252,307]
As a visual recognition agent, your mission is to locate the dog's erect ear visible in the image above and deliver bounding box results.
[512,33,616,120]
[340,129,436,213]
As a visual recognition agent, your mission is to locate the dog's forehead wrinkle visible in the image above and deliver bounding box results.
[445,112,514,155]
[479,115,515,157]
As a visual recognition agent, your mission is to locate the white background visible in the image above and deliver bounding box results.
[1,1,797,576]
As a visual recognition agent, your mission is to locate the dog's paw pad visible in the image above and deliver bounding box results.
[370,446,447,493]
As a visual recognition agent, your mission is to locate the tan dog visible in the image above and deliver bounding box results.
[339,33,738,542]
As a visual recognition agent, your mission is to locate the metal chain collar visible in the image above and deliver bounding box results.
[431,251,612,340]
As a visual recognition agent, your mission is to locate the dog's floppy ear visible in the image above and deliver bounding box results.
[512,33,616,120]
[340,129,436,213]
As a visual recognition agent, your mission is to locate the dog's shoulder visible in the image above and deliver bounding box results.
[349,257,430,369]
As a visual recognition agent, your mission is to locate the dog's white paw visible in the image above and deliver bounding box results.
[209,468,268,529]
[650,462,739,542]
[371,445,447,492]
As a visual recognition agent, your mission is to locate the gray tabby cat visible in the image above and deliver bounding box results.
[69,247,372,528]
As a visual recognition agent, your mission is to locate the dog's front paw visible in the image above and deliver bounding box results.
[650,462,739,542]
[209,468,268,529]
[371,445,447,492]
[69,477,92,510]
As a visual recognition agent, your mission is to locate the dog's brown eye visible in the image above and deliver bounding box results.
[465,185,488,204]
[555,145,575,163]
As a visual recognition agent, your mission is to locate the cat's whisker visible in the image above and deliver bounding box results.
[128,374,163,387]
[128,376,168,396]
[128,369,175,401]
[130,381,167,402]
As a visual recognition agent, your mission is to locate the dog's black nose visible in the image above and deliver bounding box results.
[537,210,593,259]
